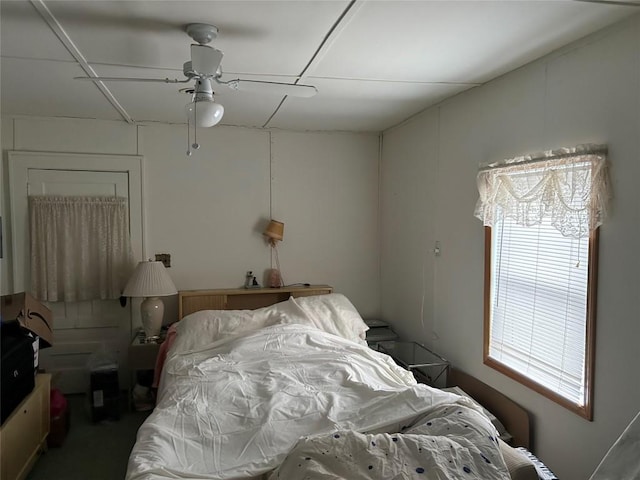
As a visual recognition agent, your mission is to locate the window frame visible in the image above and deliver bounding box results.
[483,225,599,421]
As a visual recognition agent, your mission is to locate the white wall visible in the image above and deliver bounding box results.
[380,14,640,480]
[270,131,381,315]
[1,117,381,321]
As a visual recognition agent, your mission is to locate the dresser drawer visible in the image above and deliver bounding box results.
[0,374,51,480]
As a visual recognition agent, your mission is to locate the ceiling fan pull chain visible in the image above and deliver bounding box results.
[192,101,200,150]
[186,114,192,156]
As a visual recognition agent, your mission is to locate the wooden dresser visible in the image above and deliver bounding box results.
[179,285,333,319]
[0,373,51,480]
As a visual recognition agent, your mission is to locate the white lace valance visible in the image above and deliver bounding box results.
[474,144,610,238]
[29,196,134,302]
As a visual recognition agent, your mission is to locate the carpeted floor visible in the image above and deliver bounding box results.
[27,394,151,480]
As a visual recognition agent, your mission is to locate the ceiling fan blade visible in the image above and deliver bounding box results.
[191,45,224,76]
[225,79,318,98]
[75,76,190,84]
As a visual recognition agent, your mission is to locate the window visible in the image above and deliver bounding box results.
[29,196,134,302]
[475,145,609,420]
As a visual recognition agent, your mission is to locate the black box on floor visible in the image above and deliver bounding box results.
[89,367,120,422]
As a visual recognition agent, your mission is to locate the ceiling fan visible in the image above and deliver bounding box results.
[76,23,318,129]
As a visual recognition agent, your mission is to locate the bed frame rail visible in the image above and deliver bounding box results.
[448,368,530,448]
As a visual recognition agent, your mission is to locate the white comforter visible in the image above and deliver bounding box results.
[126,324,508,480]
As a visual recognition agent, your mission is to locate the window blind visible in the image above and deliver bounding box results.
[489,212,590,405]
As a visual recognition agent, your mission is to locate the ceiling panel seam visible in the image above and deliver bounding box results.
[295,0,362,81]
[262,0,361,128]
[29,0,135,125]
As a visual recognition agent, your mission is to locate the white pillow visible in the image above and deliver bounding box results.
[170,293,369,355]
[170,300,310,354]
[288,293,369,345]
[170,309,260,354]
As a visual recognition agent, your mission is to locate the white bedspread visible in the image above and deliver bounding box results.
[126,324,508,480]
[270,404,509,480]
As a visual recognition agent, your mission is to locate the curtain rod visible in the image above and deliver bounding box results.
[479,145,607,172]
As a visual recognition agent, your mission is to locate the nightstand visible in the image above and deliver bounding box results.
[128,333,162,410]
[364,319,399,349]
[378,341,449,388]
[128,335,162,372]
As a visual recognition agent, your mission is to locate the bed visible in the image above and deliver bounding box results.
[126,288,541,480]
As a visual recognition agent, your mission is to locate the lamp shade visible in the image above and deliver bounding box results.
[186,99,224,128]
[123,261,177,298]
[263,220,284,243]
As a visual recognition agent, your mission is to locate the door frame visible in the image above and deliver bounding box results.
[8,151,144,293]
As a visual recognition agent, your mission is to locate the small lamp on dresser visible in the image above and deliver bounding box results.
[123,260,177,342]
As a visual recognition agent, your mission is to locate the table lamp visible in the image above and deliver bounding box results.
[123,260,177,342]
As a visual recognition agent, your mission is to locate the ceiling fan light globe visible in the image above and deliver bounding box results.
[186,100,224,127]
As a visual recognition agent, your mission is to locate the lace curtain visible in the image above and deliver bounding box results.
[474,144,610,238]
[29,196,134,302]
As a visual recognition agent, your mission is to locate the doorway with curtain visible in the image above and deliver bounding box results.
[8,151,143,393]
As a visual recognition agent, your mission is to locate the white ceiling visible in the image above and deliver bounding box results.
[1,0,638,133]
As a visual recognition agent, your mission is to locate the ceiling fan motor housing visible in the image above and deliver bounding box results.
[193,78,213,102]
